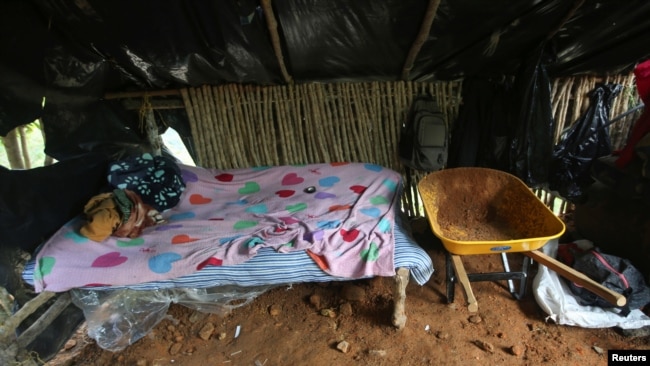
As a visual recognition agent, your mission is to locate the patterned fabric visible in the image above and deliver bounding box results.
[22,223,434,290]
[32,163,404,292]
[107,153,186,211]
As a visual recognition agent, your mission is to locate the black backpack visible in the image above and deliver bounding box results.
[568,248,650,316]
[398,94,448,171]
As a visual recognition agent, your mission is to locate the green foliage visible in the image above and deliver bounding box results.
[0,120,46,169]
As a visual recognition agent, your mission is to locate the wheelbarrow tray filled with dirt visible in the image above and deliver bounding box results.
[418,167,565,255]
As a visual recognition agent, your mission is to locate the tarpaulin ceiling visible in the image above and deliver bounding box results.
[1,0,650,157]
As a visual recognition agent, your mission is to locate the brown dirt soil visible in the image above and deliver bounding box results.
[44,216,649,366]
[422,167,558,242]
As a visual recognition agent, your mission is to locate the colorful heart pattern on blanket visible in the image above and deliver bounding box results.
[282,173,304,185]
[92,252,128,267]
[33,162,401,292]
[171,234,200,244]
[189,194,212,204]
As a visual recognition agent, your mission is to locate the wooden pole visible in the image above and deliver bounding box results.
[392,268,410,329]
[544,0,586,42]
[401,0,442,81]
[0,291,56,340]
[451,255,479,313]
[139,96,162,156]
[260,0,293,84]
[525,250,627,307]
[16,293,72,348]
[121,98,184,110]
[104,89,181,100]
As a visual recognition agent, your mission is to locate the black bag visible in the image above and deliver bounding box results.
[398,94,448,171]
[548,83,621,202]
[568,248,650,316]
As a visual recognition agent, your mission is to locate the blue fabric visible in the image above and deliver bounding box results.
[107,153,185,211]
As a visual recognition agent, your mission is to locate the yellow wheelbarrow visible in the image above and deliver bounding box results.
[418,167,626,312]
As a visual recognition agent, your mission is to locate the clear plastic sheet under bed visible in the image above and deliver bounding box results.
[22,221,433,351]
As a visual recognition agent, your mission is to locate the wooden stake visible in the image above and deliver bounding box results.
[524,250,626,307]
[451,255,479,313]
[392,267,410,329]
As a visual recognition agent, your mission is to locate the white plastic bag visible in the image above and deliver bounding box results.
[533,239,650,329]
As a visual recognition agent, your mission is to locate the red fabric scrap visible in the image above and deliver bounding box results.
[615,59,650,168]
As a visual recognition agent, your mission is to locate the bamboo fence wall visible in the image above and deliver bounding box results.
[180,81,464,217]
[180,75,642,217]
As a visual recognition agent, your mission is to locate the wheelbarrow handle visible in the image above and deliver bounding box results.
[525,250,627,307]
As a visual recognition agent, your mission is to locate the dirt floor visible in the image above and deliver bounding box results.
[43,216,649,366]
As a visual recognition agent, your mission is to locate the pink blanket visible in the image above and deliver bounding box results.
[33,163,400,292]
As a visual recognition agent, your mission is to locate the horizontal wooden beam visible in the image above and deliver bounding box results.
[104,89,181,100]
[121,98,185,110]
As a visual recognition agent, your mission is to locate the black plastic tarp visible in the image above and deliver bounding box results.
[1,0,650,158]
[274,0,427,81]
[410,0,572,81]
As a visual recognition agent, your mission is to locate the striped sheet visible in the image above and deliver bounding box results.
[22,222,433,290]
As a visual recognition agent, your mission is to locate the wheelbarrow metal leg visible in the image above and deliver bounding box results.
[500,253,531,300]
[445,251,455,304]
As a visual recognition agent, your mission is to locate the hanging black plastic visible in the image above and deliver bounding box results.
[0,152,112,253]
[446,78,512,170]
[508,45,556,188]
[549,83,622,202]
